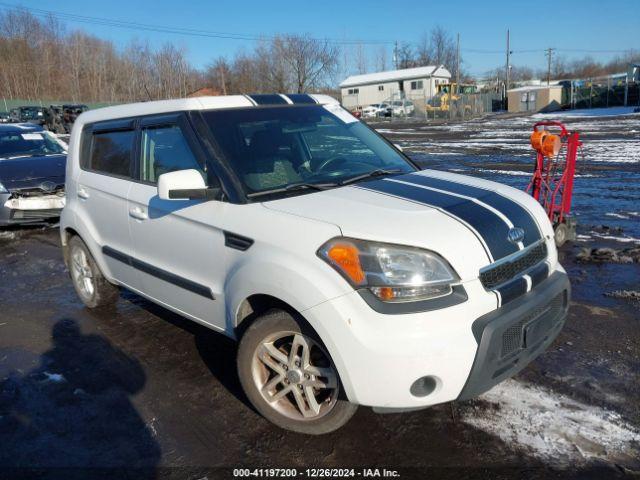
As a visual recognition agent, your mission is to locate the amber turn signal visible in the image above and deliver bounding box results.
[326,242,366,285]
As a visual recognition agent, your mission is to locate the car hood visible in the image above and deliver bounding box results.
[0,154,67,191]
[262,169,553,281]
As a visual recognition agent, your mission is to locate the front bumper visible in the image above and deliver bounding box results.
[304,266,569,409]
[458,270,570,400]
[0,192,65,226]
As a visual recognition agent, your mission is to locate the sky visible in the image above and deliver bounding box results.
[2,0,639,79]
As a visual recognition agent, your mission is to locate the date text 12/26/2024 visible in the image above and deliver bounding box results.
[233,468,400,478]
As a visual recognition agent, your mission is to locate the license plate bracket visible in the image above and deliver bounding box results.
[523,316,550,348]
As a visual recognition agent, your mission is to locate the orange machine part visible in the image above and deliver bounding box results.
[541,134,561,158]
[530,130,547,151]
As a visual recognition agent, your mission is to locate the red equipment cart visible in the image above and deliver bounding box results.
[526,121,580,247]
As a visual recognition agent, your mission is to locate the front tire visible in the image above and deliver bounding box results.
[68,236,119,308]
[237,309,357,434]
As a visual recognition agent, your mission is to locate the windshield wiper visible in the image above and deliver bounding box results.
[338,168,403,186]
[246,181,337,199]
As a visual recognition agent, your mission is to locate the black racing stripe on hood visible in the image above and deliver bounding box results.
[497,277,528,305]
[529,262,549,288]
[360,179,519,260]
[398,174,542,247]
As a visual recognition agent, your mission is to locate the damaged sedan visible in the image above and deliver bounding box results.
[0,124,67,226]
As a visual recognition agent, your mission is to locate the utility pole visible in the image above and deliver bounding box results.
[456,33,460,90]
[505,29,511,109]
[219,64,227,95]
[394,41,398,69]
[545,48,555,85]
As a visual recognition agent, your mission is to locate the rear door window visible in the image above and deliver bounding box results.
[88,130,135,177]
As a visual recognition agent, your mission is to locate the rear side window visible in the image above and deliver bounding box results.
[88,130,134,177]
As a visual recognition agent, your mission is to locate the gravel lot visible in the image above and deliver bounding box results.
[0,109,639,479]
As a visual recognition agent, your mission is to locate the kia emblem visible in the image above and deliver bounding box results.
[40,181,56,192]
[507,227,525,244]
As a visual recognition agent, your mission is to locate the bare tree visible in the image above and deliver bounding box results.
[354,43,367,74]
[511,65,535,82]
[415,33,432,66]
[278,34,339,93]
[0,7,201,102]
[374,46,388,72]
[206,57,231,94]
[396,42,416,69]
[429,26,457,73]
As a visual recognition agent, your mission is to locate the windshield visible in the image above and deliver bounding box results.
[202,105,415,198]
[0,130,66,158]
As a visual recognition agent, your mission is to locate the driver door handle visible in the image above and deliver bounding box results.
[77,187,89,199]
[129,207,148,221]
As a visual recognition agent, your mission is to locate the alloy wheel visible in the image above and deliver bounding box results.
[251,331,339,421]
[70,246,94,299]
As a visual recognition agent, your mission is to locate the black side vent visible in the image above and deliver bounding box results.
[224,231,254,251]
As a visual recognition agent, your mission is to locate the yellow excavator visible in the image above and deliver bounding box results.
[425,83,478,113]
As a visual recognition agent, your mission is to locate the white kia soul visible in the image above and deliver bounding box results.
[60,94,570,434]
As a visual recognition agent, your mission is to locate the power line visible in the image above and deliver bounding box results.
[0,2,394,46]
[0,1,634,75]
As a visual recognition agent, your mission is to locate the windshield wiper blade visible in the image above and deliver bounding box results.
[246,182,336,199]
[339,168,403,186]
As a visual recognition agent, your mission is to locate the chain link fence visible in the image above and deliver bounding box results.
[349,89,502,123]
[561,74,639,110]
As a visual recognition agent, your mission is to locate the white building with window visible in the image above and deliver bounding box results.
[339,65,452,110]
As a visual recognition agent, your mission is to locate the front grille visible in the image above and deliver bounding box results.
[11,209,62,220]
[500,292,565,357]
[480,242,547,289]
[10,185,65,196]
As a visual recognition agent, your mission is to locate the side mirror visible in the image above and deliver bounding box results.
[394,143,404,152]
[157,169,220,201]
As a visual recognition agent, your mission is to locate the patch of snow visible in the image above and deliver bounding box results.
[477,169,531,176]
[581,140,640,163]
[376,128,419,134]
[462,380,640,463]
[475,168,596,178]
[590,232,640,244]
[605,213,630,219]
[534,107,640,118]
[43,372,66,383]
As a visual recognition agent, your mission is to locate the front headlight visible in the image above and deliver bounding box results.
[318,238,458,302]
[0,181,7,194]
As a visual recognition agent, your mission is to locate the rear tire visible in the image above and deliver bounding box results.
[237,309,357,434]
[68,236,119,308]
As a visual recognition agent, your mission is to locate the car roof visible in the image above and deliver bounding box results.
[0,123,44,133]
[75,94,339,128]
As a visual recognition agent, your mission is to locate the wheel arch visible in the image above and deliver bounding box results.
[61,226,81,267]
[233,292,356,405]
[234,293,302,338]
